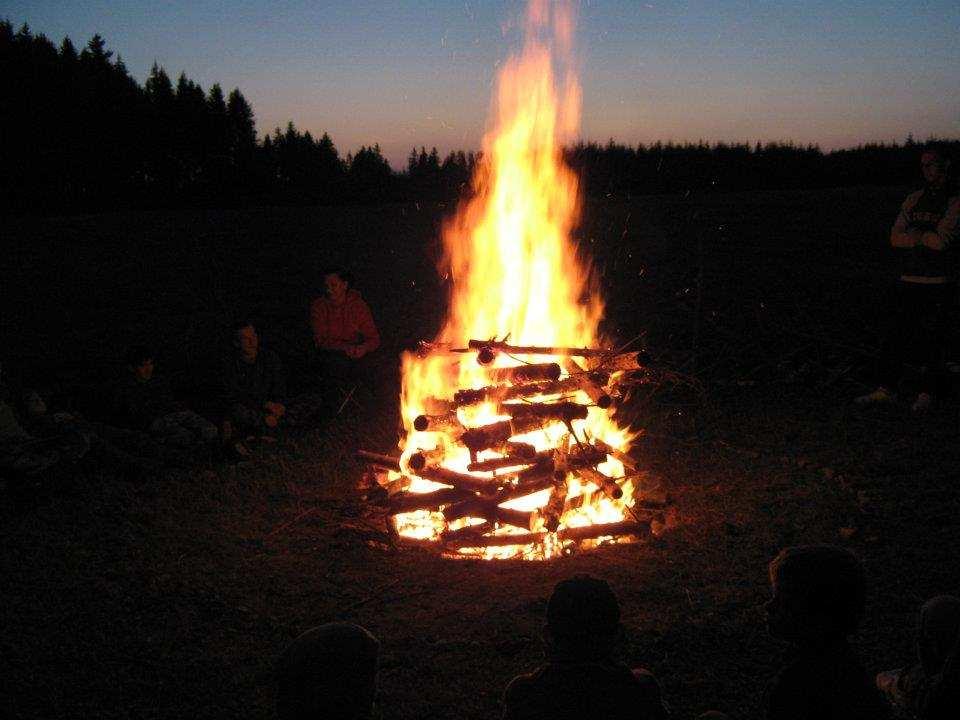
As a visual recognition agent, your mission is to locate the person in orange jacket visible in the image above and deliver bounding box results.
[310,267,381,398]
[310,268,380,360]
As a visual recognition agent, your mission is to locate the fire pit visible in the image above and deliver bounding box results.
[357,1,666,559]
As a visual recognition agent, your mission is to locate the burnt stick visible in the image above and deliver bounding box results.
[356,450,401,472]
[442,498,535,530]
[498,401,588,422]
[389,487,475,513]
[575,466,624,500]
[467,339,614,357]
[486,362,561,383]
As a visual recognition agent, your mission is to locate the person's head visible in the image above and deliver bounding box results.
[125,345,155,382]
[921,145,952,189]
[917,595,960,676]
[323,268,353,305]
[21,389,47,419]
[545,574,621,661]
[765,545,866,645]
[276,622,380,720]
[233,321,259,362]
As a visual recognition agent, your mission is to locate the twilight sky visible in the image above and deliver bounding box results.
[3,0,958,169]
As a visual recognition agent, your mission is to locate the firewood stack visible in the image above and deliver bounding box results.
[357,339,666,558]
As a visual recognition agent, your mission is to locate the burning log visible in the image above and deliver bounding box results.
[539,477,568,532]
[355,450,401,472]
[441,521,493,543]
[500,441,537,458]
[575,466,624,500]
[495,459,562,501]
[498,401,588,423]
[444,529,548,549]
[561,358,613,409]
[423,397,457,415]
[486,362,561,383]
[413,412,464,433]
[591,439,638,472]
[589,352,646,372]
[459,415,547,454]
[455,377,581,406]
[467,451,550,472]
[560,519,649,541]
[442,519,649,550]
[442,498,534,531]
[415,465,497,493]
[468,339,614,358]
[389,487,474,513]
[407,447,446,472]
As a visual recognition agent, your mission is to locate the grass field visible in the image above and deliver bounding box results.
[3,187,959,719]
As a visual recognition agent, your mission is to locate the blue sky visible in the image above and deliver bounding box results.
[3,1,958,168]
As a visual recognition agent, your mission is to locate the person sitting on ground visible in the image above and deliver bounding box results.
[876,594,960,720]
[502,574,669,720]
[0,363,96,479]
[276,622,380,720]
[309,267,380,386]
[764,544,890,719]
[856,144,959,413]
[221,321,287,436]
[0,387,72,478]
[21,387,162,479]
[113,346,219,448]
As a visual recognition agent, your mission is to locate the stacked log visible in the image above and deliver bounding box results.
[355,340,651,556]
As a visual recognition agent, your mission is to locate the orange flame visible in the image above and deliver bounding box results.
[393,0,636,559]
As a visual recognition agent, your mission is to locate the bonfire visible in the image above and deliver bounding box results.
[358,0,664,559]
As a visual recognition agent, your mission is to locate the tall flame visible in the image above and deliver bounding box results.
[394,0,635,559]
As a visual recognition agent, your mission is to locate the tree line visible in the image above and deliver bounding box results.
[2,21,957,216]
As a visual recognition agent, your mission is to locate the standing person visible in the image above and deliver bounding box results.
[857,145,959,412]
[221,321,287,436]
[764,545,890,719]
[309,267,380,388]
[502,574,670,720]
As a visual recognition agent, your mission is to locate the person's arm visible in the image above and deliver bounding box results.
[920,196,960,251]
[890,192,922,248]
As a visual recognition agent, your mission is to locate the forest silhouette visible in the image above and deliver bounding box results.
[2,21,957,216]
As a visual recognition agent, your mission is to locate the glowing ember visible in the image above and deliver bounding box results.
[384,0,643,559]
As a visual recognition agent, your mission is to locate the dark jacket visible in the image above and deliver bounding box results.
[767,642,890,720]
[221,349,286,411]
[503,659,669,720]
[112,374,180,429]
[892,187,960,281]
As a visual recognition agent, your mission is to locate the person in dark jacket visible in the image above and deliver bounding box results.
[764,545,890,720]
[502,574,669,720]
[221,321,287,435]
[876,595,960,720]
[113,346,218,447]
[856,144,959,412]
[22,388,162,478]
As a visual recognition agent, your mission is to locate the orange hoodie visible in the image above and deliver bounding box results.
[310,289,380,354]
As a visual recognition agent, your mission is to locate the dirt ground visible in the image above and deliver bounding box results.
[2,188,959,719]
